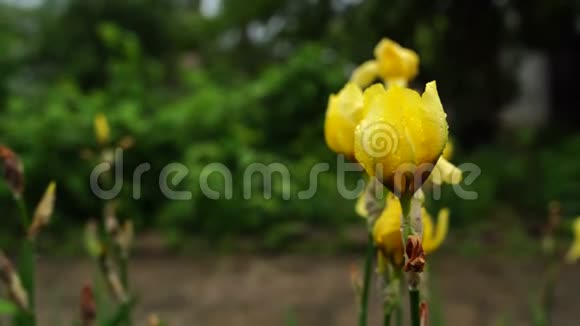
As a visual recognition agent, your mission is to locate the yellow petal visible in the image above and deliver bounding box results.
[355,190,368,218]
[374,38,419,84]
[423,208,449,254]
[324,83,364,157]
[417,81,448,165]
[350,60,379,88]
[442,138,454,161]
[431,157,463,185]
[373,194,404,261]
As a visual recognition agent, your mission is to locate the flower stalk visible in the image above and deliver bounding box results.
[358,233,374,326]
[399,192,425,326]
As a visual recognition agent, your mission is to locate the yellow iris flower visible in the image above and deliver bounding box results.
[373,193,449,266]
[324,83,365,158]
[565,217,580,263]
[349,39,419,88]
[94,113,110,146]
[354,81,448,195]
[374,38,419,86]
[373,193,449,267]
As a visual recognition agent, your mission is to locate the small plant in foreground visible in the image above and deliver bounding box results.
[0,145,56,326]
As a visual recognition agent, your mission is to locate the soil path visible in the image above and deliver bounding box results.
[31,254,580,325]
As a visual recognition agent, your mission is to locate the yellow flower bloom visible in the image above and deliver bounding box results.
[94,113,110,146]
[373,193,449,267]
[565,217,580,263]
[374,38,419,85]
[324,83,365,158]
[354,81,448,195]
[350,60,379,88]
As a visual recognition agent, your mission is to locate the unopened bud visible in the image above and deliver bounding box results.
[0,145,24,198]
[0,251,29,310]
[28,181,57,239]
[94,113,110,146]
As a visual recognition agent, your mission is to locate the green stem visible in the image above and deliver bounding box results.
[383,309,391,326]
[399,193,412,242]
[120,255,129,291]
[16,197,30,232]
[395,300,403,326]
[410,289,420,326]
[381,268,393,326]
[393,269,403,326]
[119,255,133,325]
[359,233,374,326]
[541,261,560,326]
[400,192,421,326]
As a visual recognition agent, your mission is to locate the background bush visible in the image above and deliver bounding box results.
[0,0,579,250]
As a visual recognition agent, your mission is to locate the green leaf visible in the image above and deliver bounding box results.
[0,299,18,315]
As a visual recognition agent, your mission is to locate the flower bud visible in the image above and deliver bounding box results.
[0,145,24,198]
[373,38,419,85]
[94,113,110,146]
[28,181,57,239]
[324,83,365,159]
[354,82,448,195]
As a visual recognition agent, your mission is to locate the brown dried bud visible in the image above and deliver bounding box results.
[404,235,426,273]
[118,136,135,150]
[0,145,24,198]
[80,284,96,326]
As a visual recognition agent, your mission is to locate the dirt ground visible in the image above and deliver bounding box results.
[28,253,579,326]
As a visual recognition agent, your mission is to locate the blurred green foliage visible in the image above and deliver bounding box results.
[0,0,579,249]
